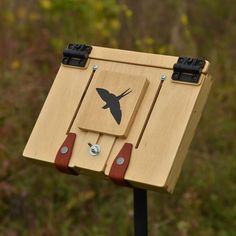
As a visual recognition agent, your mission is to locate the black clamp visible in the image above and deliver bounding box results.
[172,57,205,84]
[62,43,92,68]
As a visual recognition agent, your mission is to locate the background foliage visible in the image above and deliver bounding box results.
[1,0,236,235]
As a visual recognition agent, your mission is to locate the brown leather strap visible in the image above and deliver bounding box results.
[109,143,133,186]
[54,132,78,175]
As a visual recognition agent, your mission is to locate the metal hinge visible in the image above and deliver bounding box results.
[62,43,92,68]
[172,57,205,84]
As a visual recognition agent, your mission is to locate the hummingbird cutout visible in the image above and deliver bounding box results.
[96,88,132,125]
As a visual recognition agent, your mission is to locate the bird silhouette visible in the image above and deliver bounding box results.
[96,88,132,124]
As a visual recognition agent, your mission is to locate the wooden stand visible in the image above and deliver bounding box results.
[134,188,148,236]
[22,43,213,235]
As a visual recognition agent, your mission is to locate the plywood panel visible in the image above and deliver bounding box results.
[23,63,96,163]
[68,61,119,174]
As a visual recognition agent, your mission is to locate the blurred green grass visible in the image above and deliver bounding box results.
[1,0,236,235]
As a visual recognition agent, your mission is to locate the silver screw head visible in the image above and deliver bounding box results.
[116,157,125,165]
[92,65,98,71]
[89,144,101,156]
[161,74,167,80]
[60,146,69,155]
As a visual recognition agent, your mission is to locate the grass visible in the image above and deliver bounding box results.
[1,0,236,235]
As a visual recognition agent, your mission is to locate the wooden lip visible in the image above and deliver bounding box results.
[89,46,210,74]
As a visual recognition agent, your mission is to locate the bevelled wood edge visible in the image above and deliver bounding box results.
[89,46,210,73]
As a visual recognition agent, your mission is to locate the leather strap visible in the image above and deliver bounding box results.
[109,143,133,186]
[54,132,78,175]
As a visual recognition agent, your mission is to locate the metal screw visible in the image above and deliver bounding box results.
[187,58,193,63]
[60,146,69,155]
[161,74,167,81]
[93,65,98,71]
[88,143,101,156]
[116,157,125,165]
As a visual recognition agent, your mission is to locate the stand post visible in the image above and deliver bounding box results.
[133,188,148,236]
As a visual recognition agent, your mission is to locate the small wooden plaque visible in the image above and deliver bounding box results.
[77,70,148,137]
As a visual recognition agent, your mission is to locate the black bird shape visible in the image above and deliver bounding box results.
[96,88,132,125]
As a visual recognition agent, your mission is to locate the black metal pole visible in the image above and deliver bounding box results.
[133,188,148,236]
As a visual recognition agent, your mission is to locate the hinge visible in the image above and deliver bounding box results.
[172,57,205,84]
[62,43,92,68]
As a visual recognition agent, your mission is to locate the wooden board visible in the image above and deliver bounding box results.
[23,64,94,163]
[67,60,163,176]
[77,70,148,137]
[23,45,212,193]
